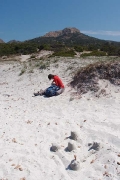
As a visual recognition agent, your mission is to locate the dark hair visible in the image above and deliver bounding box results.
[48,74,54,80]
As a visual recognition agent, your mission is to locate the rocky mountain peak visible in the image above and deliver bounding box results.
[62,27,80,34]
[43,27,80,37]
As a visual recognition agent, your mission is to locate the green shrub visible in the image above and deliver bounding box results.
[39,63,47,69]
[35,62,41,67]
[40,64,46,69]
[30,55,36,58]
[29,69,34,73]
[81,50,107,57]
[52,49,76,57]
[74,45,83,52]
[19,68,26,76]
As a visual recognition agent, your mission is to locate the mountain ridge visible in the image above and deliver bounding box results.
[28,27,116,46]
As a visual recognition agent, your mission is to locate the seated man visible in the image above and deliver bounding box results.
[34,74,65,97]
[48,74,65,95]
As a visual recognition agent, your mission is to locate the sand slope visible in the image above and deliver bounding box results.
[0,57,120,180]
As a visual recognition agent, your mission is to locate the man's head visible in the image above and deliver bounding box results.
[48,74,54,80]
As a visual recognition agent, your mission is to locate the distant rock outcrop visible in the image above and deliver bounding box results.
[0,39,5,43]
[43,27,80,37]
[7,40,21,44]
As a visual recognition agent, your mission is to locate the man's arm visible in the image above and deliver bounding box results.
[51,80,56,85]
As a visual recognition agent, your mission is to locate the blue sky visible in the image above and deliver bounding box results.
[1,0,120,42]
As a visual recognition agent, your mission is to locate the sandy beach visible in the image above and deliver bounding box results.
[0,56,120,180]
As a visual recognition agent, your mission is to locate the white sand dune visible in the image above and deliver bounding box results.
[0,57,120,180]
[20,55,30,62]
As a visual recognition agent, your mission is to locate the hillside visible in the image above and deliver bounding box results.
[7,40,21,44]
[27,27,120,47]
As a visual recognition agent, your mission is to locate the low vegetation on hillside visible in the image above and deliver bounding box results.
[0,42,120,58]
[52,49,76,57]
[0,42,38,56]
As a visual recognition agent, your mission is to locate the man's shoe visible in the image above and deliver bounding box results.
[34,90,44,96]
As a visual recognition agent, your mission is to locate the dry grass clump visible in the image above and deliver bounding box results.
[70,61,120,94]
